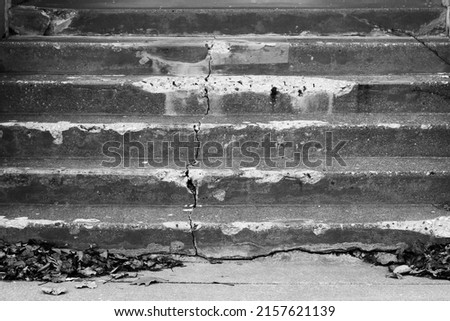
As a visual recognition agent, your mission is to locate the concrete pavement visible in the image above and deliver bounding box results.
[1,252,449,301]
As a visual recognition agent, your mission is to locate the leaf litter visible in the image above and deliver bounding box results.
[350,241,450,280]
[0,239,184,282]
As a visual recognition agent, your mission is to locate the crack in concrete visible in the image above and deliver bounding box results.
[166,244,400,266]
[203,41,214,116]
[187,214,199,256]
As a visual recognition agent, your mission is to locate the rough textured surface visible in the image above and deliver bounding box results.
[1,37,449,75]
[8,7,446,36]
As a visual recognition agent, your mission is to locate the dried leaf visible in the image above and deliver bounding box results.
[112,272,138,280]
[131,276,168,286]
[393,265,412,275]
[75,281,97,289]
[41,286,67,296]
[80,267,97,277]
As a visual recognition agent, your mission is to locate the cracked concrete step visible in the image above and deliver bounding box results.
[1,36,450,75]
[0,203,449,256]
[0,158,449,205]
[9,5,447,36]
[2,74,450,115]
[1,115,450,158]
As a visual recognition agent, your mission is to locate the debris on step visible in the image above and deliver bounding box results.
[0,239,183,282]
[131,276,168,286]
[75,281,97,289]
[41,286,67,296]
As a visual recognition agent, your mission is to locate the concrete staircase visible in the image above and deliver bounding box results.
[1,0,450,259]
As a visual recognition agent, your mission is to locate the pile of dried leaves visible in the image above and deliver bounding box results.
[394,242,450,280]
[0,239,184,282]
[353,241,450,280]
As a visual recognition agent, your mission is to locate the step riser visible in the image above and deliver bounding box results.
[2,38,449,75]
[9,6,446,36]
[1,170,449,205]
[0,225,445,255]
[2,203,449,255]
[0,219,449,256]
[2,76,450,114]
[1,123,450,158]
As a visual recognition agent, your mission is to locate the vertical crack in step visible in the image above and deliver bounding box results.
[202,41,214,116]
[184,122,201,209]
[183,123,202,255]
[203,88,211,116]
[188,214,199,256]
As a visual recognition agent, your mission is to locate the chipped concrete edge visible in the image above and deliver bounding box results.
[2,119,443,146]
[1,216,450,238]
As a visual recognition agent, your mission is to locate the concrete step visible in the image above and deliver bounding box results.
[1,36,450,75]
[2,74,450,115]
[9,5,447,36]
[1,115,450,159]
[0,203,449,256]
[10,0,445,9]
[0,158,449,206]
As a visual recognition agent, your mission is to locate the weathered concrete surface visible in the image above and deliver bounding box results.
[1,115,450,158]
[8,7,447,36]
[1,36,449,75]
[2,75,449,115]
[9,0,446,9]
[0,159,449,205]
[0,204,449,255]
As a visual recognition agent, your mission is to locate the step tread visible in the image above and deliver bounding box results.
[6,35,450,43]
[0,203,446,224]
[2,114,450,127]
[2,73,450,85]
[1,157,449,173]
[10,0,445,9]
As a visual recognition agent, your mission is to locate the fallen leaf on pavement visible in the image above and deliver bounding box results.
[393,265,412,275]
[131,276,168,286]
[75,281,97,289]
[41,286,67,296]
